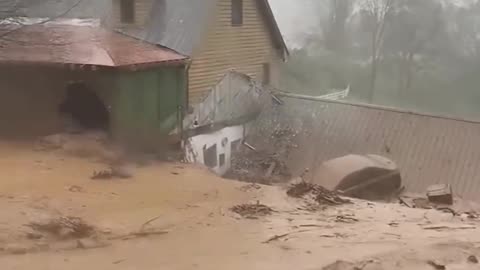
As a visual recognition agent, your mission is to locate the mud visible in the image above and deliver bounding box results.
[1,141,480,269]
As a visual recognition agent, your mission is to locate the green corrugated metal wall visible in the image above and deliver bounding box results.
[111,67,186,149]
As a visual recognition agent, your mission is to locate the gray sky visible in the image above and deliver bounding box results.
[268,0,318,48]
[268,0,478,49]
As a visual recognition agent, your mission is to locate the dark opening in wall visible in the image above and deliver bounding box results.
[231,139,241,153]
[231,0,243,26]
[219,153,226,167]
[59,82,110,131]
[203,144,218,168]
[120,0,135,23]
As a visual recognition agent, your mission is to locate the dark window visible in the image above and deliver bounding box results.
[219,154,226,167]
[203,144,218,168]
[262,63,270,85]
[120,0,135,23]
[231,0,243,26]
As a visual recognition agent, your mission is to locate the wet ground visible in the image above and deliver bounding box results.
[0,141,480,269]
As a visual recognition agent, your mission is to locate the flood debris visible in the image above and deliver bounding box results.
[225,126,297,184]
[422,224,476,231]
[91,166,132,180]
[91,170,116,180]
[320,259,378,270]
[262,229,315,244]
[427,260,446,270]
[238,183,262,192]
[427,184,453,205]
[287,182,351,206]
[286,181,317,198]
[315,187,351,205]
[76,238,111,250]
[26,216,95,239]
[243,141,257,151]
[226,150,291,184]
[335,215,359,223]
[67,185,84,193]
[397,183,480,219]
[308,154,402,201]
[231,202,274,219]
[108,229,169,241]
[468,255,479,264]
[262,233,291,244]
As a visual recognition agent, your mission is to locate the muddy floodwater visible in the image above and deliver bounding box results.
[0,141,479,270]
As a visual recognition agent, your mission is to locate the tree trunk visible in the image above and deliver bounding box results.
[368,31,378,102]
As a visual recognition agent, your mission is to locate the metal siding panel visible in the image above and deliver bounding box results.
[112,68,182,148]
[250,98,480,200]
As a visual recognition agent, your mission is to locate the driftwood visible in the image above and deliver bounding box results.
[262,229,313,244]
[109,215,169,241]
[108,229,169,241]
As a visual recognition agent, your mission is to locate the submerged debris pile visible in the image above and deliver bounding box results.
[286,181,317,198]
[226,150,291,184]
[225,125,299,184]
[287,182,351,206]
[26,216,96,240]
[91,165,133,180]
[231,202,274,219]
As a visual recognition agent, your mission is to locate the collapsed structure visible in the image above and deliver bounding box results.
[185,71,480,201]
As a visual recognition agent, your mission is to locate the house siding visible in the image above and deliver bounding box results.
[111,67,186,150]
[111,0,154,26]
[0,65,186,150]
[188,0,283,104]
[0,66,115,139]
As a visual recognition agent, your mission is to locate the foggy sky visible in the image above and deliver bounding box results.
[268,0,317,48]
[268,0,477,49]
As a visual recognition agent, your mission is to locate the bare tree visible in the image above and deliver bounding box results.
[382,0,446,95]
[324,0,352,53]
[0,0,24,20]
[358,0,395,101]
[0,0,86,39]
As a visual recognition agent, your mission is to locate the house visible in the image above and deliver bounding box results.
[0,19,188,149]
[17,0,289,104]
[117,0,289,104]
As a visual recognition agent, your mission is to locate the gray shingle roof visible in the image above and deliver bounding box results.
[12,0,288,57]
[15,0,111,19]
[119,0,216,56]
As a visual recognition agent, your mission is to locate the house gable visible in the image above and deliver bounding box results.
[188,0,286,103]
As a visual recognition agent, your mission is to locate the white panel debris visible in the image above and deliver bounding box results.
[185,125,244,176]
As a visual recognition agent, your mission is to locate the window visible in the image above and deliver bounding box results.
[219,154,226,167]
[262,63,270,85]
[203,144,218,168]
[231,0,243,26]
[120,0,135,23]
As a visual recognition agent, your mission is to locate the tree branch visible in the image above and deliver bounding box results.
[0,0,85,39]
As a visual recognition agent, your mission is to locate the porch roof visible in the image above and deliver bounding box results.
[0,23,188,70]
